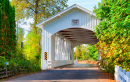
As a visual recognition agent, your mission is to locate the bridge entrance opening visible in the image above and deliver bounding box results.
[36,4,100,70]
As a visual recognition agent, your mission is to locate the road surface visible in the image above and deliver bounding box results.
[3,64,114,82]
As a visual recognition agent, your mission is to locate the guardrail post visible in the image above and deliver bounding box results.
[115,65,130,82]
[115,65,119,81]
[123,69,126,82]
[126,72,130,82]
[119,67,122,81]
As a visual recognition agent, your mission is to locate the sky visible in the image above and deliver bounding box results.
[20,0,101,36]
[67,0,101,11]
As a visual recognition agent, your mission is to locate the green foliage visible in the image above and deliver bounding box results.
[16,28,24,54]
[0,0,41,73]
[94,0,130,74]
[17,28,24,43]
[74,44,98,61]
[0,55,41,72]
[74,45,82,60]
[23,28,42,68]
[86,44,98,61]
[8,56,41,72]
[10,0,69,70]
[11,0,68,22]
[0,0,16,59]
[11,0,68,33]
[0,56,8,68]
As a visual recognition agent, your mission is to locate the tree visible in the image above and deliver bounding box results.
[0,0,41,72]
[17,28,24,44]
[11,0,68,68]
[94,0,130,74]
[74,45,82,60]
[11,0,68,33]
[74,44,98,61]
[0,0,16,59]
[16,28,24,56]
[86,44,98,61]
[23,28,42,67]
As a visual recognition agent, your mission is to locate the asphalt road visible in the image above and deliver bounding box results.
[3,64,113,82]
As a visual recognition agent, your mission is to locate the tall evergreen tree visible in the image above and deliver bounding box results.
[0,0,16,59]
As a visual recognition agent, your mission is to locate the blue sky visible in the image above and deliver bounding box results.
[20,0,101,36]
[67,0,101,11]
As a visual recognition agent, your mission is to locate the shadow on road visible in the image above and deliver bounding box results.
[3,64,114,82]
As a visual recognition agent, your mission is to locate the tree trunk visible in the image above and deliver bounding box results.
[34,0,39,34]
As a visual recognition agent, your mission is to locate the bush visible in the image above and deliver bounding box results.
[94,0,130,74]
[0,56,8,68]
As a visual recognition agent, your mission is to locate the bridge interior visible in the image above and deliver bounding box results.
[36,4,100,70]
[58,28,98,47]
[48,28,99,69]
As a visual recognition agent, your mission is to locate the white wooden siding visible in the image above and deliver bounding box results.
[43,9,98,35]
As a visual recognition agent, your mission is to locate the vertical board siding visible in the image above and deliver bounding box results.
[115,65,130,82]
[54,33,72,61]
[43,9,97,35]
[87,14,90,29]
[41,8,99,70]
[91,16,93,29]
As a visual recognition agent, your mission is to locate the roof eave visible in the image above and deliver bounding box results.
[36,4,96,27]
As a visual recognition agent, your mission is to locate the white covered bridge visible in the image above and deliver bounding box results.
[37,4,100,70]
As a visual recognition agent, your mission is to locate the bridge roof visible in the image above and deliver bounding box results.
[36,4,96,27]
[58,28,98,46]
